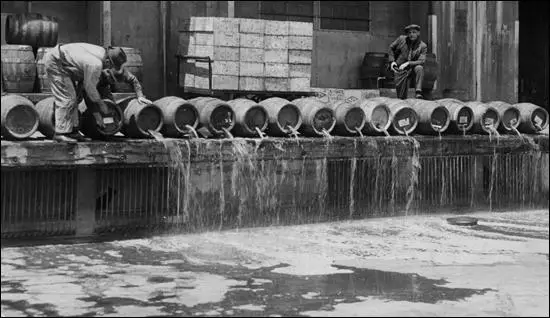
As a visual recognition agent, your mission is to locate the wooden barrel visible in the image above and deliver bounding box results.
[189,97,235,136]
[465,101,501,134]
[117,98,164,138]
[358,99,392,135]
[259,97,302,137]
[111,47,144,93]
[6,13,59,48]
[34,96,56,138]
[1,45,36,93]
[485,101,520,133]
[36,47,55,93]
[436,99,474,134]
[154,96,199,138]
[360,53,391,79]
[1,94,39,139]
[291,97,336,137]
[227,98,268,137]
[329,100,366,136]
[514,102,549,134]
[373,97,418,135]
[405,99,450,134]
[78,99,124,140]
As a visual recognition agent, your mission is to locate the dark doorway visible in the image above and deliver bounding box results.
[519,1,549,109]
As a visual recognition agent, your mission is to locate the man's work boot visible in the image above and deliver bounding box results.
[53,134,78,144]
[415,91,424,99]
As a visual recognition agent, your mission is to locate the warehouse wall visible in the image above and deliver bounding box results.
[313,1,410,88]
[110,1,164,99]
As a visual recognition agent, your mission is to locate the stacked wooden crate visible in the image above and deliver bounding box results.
[179,17,313,92]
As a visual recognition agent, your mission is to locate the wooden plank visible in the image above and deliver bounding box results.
[2,136,548,168]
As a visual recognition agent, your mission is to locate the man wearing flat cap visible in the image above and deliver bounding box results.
[44,43,151,143]
[388,24,428,99]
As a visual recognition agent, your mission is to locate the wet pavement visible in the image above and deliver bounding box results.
[1,210,549,317]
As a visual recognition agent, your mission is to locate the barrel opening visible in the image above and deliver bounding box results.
[482,108,499,130]
[244,106,268,133]
[370,105,391,131]
[343,107,365,132]
[531,108,548,130]
[98,103,124,135]
[431,107,449,131]
[313,108,336,133]
[456,107,473,131]
[174,103,199,132]
[137,105,163,133]
[393,108,417,134]
[5,104,38,137]
[277,104,300,132]
[210,104,234,131]
[501,108,521,130]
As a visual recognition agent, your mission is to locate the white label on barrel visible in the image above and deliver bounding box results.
[534,116,543,125]
[103,117,114,124]
[459,116,468,124]
[398,118,410,127]
[484,118,494,126]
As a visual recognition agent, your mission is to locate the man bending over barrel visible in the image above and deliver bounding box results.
[44,43,151,143]
[388,24,427,100]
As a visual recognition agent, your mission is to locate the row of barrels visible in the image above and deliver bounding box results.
[0,44,144,93]
[2,93,548,141]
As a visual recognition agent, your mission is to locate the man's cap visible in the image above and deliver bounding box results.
[107,47,127,70]
[404,24,421,32]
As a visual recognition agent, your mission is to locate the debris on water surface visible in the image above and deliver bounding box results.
[447,217,479,226]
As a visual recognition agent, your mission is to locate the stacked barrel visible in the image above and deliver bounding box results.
[0,13,151,141]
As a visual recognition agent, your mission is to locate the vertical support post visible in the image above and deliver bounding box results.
[160,1,168,96]
[227,1,235,18]
[26,1,31,13]
[472,155,486,208]
[475,1,486,101]
[75,167,97,237]
[102,1,112,47]
[513,20,519,103]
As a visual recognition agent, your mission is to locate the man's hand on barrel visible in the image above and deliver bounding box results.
[390,62,398,72]
[138,97,152,104]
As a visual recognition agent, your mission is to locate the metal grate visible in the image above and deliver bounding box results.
[1,168,77,238]
[2,149,548,239]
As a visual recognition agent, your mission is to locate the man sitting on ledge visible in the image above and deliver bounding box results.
[388,24,427,100]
